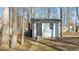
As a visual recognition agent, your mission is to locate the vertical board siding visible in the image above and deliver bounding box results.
[59,22,60,37]
[36,23,42,36]
[32,20,61,39]
[34,23,36,38]
[42,23,51,38]
[52,22,60,38]
[55,22,59,37]
[53,23,55,37]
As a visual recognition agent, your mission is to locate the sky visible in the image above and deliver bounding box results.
[0,8,3,17]
[0,7,76,17]
[0,7,78,24]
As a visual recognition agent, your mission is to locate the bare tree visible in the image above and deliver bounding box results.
[11,7,17,48]
[67,7,71,32]
[48,7,51,19]
[60,7,62,37]
[21,8,25,45]
[30,7,35,29]
[27,7,30,30]
[1,7,9,48]
[31,7,35,18]
[76,7,79,32]
[76,7,79,20]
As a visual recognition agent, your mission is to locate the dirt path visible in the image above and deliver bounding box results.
[63,32,79,37]
[25,37,79,51]
[0,37,79,51]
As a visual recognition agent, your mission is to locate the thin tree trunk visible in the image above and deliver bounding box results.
[76,7,79,32]
[21,8,24,45]
[27,7,30,30]
[48,7,50,19]
[60,7,62,37]
[67,8,71,32]
[1,7,9,48]
[31,7,35,29]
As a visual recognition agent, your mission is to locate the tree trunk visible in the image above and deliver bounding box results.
[60,7,62,37]
[67,8,71,32]
[21,8,24,45]
[11,7,17,48]
[76,7,79,32]
[1,7,9,48]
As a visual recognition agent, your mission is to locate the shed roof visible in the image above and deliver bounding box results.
[31,18,61,23]
[31,18,61,21]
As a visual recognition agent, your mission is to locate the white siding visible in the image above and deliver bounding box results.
[52,22,60,38]
[33,23,36,38]
[42,23,51,38]
[59,22,60,37]
[32,21,61,38]
[53,23,55,37]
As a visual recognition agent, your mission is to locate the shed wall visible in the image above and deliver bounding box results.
[32,20,61,39]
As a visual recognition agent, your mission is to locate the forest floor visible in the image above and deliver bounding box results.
[0,37,79,51]
[63,32,79,37]
[0,32,79,51]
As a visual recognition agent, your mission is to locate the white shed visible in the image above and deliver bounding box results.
[31,18,62,40]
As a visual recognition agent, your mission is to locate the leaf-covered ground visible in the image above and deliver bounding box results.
[0,37,79,51]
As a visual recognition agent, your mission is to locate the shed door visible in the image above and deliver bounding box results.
[42,23,51,38]
[52,22,60,38]
[36,23,42,36]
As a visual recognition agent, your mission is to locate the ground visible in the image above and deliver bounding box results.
[0,37,79,51]
[0,32,79,51]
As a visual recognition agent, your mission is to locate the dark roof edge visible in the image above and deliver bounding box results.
[31,18,61,21]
